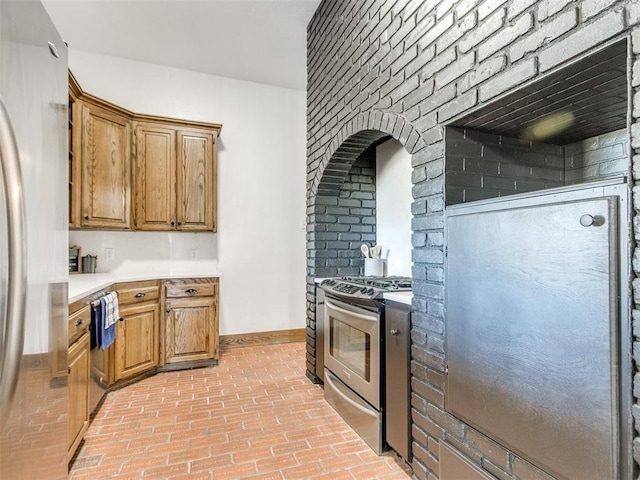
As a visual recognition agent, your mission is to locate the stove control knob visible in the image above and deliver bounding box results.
[367,288,374,295]
[360,287,367,293]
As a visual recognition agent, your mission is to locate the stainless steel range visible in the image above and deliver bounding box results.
[321,276,412,306]
[320,276,411,454]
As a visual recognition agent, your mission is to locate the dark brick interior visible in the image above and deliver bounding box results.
[306,2,639,479]
[450,40,628,144]
[445,127,630,204]
[305,148,379,377]
[445,127,565,204]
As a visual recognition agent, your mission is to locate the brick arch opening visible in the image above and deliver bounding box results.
[309,112,427,198]
[304,112,426,382]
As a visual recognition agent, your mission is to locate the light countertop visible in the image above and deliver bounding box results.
[383,291,413,305]
[69,260,221,303]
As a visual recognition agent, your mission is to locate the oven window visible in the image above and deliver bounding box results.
[329,316,370,380]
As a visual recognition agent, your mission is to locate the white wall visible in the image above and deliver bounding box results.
[375,139,413,277]
[68,51,307,335]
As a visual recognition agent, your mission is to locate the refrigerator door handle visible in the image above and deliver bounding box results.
[0,94,27,429]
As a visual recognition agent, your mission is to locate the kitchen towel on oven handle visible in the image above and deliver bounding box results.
[100,292,119,349]
[90,292,120,350]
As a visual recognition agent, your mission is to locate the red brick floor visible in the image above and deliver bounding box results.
[69,343,412,479]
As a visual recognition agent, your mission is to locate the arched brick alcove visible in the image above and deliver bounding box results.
[304,112,427,382]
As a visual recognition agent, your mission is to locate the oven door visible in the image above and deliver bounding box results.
[324,296,380,409]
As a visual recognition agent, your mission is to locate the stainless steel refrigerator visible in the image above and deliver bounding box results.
[0,1,69,478]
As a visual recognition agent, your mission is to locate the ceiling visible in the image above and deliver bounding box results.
[451,40,628,145]
[41,0,321,91]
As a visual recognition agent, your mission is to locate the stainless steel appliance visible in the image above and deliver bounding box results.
[321,276,411,454]
[0,2,69,478]
[385,300,411,464]
[315,284,325,383]
[445,178,631,480]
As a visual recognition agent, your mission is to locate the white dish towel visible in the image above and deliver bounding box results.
[100,291,119,349]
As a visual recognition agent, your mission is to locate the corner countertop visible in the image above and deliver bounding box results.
[69,260,221,303]
[383,291,413,306]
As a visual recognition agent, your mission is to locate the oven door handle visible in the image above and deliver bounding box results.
[325,299,378,322]
[325,371,378,419]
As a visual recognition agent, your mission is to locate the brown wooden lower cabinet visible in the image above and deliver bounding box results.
[165,297,217,363]
[114,302,160,381]
[163,278,219,365]
[68,330,90,459]
[68,277,219,461]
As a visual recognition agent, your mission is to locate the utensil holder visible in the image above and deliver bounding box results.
[364,258,384,276]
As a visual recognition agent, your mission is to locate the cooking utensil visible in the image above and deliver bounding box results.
[370,245,382,259]
[360,244,370,258]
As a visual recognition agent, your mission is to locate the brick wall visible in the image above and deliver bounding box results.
[565,128,630,184]
[306,1,640,479]
[445,127,630,204]
[445,127,565,204]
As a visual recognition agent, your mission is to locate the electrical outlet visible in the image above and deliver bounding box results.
[190,249,199,259]
[105,247,114,260]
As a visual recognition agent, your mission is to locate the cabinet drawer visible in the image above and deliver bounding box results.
[68,305,91,346]
[116,281,160,305]
[165,280,216,298]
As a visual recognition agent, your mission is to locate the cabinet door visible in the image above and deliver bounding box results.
[68,332,90,457]
[165,297,217,363]
[384,304,411,463]
[68,94,83,228]
[134,124,176,230]
[176,130,216,231]
[114,302,159,381]
[91,345,112,388]
[81,103,131,229]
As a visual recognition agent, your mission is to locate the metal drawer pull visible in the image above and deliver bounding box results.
[390,329,399,336]
[185,288,197,295]
[75,319,85,326]
[134,292,145,298]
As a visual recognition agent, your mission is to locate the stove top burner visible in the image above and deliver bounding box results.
[320,275,412,305]
[340,276,412,290]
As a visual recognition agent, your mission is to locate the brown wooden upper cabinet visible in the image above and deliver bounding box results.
[81,102,132,229]
[68,71,221,231]
[68,75,82,228]
[134,123,217,231]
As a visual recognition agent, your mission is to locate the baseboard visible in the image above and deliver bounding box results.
[220,328,306,349]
